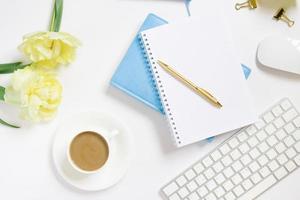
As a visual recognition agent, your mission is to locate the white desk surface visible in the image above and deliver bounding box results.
[0,0,300,199]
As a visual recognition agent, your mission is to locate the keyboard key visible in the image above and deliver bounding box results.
[281,99,292,110]
[204,168,215,179]
[195,174,206,186]
[285,148,297,159]
[206,179,217,191]
[193,163,204,174]
[229,138,239,148]
[220,144,231,155]
[284,123,296,134]
[268,160,279,171]
[293,116,300,128]
[246,126,257,135]
[275,129,287,141]
[248,137,259,147]
[213,161,224,173]
[277,154,288,165]
[169,193,180,200]
[178,187,189,198]
[274,167,288,179]
[256,130,267,141]
[242,179,253,190]
[215,173,226,184]
[239,143,250,154]
[258,155,268,166]
[255,119,266,129]
[274,117,285,128]
[267,135,278,147]
[285,160,297,172]
[211,150,222,161]
[223,167,234,178]
[188,192,199,200]
[249,148,261,159]
[197,186,208,197]
[203,157,213,167]
[205,193,217,200]
[266,149,277,160]
[224,192,236,200]
[237,132,248,142]
[284,136,295,147]
[185,169,196,180]
[232,160,243,172]
[292,130,300,141]
[223,180,234,191]
[265,124,276,135]
[249,161,260,172]
[283,109,298,122]
[259,166,271,178]
[240,167,251,179]
[187,180,198,192]
[163,182,179,196]
[295,141,300,152]
[176,176,187,187]
[230,149,242,160]
[214,186,226,198]
[258,142,269,153]
[263,112,275,123]
[250,173,262,184]
[221,155,233,167]
[238,175,277,200]
[232,173,242,185]
[233,185,244,197]
[275,142,287,154]
[294,154,300,166]
[241,154,252,165]
[272,105,283,116]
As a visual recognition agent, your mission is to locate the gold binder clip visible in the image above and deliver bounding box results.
[273,8,295,27]
[235,0,257,10]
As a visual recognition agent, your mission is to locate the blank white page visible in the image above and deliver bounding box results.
[141,15,256,147]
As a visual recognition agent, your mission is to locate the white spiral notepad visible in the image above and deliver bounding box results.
[140,16,257,147]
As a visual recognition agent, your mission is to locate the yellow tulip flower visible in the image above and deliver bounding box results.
[4,67,62,122]
[19,32,80,69]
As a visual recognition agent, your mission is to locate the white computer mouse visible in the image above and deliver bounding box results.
[257,35,300,75]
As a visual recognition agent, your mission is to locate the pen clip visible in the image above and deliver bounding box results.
[235,0,257,10]
[273,8,295,27]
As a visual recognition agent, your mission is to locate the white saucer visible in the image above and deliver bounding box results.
[52,112,133,191]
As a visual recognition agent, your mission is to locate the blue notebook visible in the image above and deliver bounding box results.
[111,13,166,113]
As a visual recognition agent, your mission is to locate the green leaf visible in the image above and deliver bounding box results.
[50,0,63,32]
[0,62,27,74]
[0,118,20,128]
[0,86,5,101]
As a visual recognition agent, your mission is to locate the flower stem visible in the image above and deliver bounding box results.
[0,118,20,128]
[49,0,63,32]
[0,86,5,101]
[0,62,28,74]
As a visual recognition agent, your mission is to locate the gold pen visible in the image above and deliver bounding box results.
[157,60,222,108]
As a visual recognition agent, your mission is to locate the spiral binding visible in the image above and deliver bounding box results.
[140,33,182,146]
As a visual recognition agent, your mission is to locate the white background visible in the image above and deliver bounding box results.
[0,0,300,199]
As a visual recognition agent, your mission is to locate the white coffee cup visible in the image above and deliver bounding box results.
[67,129,119,174]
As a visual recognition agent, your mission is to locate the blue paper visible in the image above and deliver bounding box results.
[184,0,192,16]
[242,64,251,79]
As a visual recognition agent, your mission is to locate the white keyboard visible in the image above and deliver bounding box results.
[161,98,300,200]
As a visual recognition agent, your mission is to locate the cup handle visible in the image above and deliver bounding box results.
[107,129,119,141]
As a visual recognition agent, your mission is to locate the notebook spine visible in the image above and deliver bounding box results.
[139,33,182,147]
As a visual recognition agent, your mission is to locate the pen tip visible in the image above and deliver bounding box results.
[217,102,223,108]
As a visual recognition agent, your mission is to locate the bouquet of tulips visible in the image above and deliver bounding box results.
[0,0,80,128]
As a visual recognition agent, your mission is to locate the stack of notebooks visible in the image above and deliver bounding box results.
[111,13,255,147]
